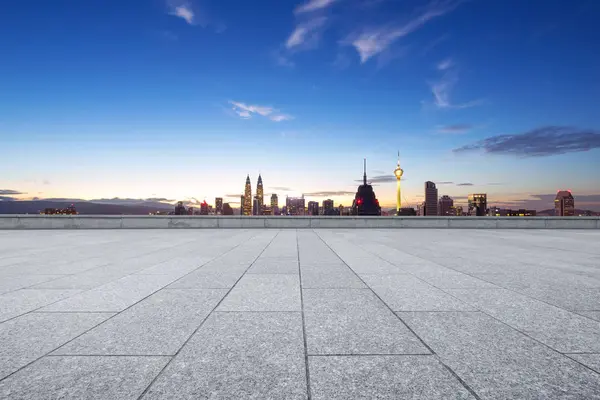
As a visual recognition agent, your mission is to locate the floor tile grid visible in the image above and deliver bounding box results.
[136,230,281,400]
[311,230,482,400]
[329,230,600,379]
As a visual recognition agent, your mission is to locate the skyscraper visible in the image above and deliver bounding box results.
[286,196,305,215]
[555,190,575,216]
[240,195,244,215]
[215,197,223,215]
[256,174,264,215]
[351,159,381,216]
[468,194,487,216]
[271,194,279,215]
[243,175,252,216]
[438,195,454,216]
[252,197,259,216]
[323,199,335,215]
[200,201,209,215]
[424,181,438,216]
[307,201,319,216]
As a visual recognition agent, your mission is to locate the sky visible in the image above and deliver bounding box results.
[1,0,600,211]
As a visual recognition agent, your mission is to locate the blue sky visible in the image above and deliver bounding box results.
[1,0,599,210]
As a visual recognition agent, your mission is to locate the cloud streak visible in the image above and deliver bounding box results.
[303,191,355,197]
[437,123,473,134]
[229,101,293,122]
[453,126,600,157]
[430,71,482,109]
[286,17,327,49]
[167,1,195,25]
[295,0,338,14]
[0,189,24,195]
[348,0,462,63]
[437,57,454,71]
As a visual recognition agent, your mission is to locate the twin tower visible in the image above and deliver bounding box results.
[242,174,263,216]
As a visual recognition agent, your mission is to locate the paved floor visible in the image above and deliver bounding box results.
[1,229,600,399]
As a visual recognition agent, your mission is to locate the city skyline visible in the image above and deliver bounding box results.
[1,0,599,211]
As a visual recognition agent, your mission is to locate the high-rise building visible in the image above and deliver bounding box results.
[243,175,252,216]
[351,159,381,216]
[394,151,404,214]
[240,196,244,215]
[417,201,426,216]
[200,201,209,215]
[307,201,319,216]
[286,196,305,215]
[270,194,278,215]
[174,201,186,215]
[468,194,487,216]
[555,190,575,216]
[322,199,335,215]
[223,203,234,215]
[252,197,259,215]
[424,181,438,216]
[438,195,454,216]
[215,198,223,215]
[256,174,264,214]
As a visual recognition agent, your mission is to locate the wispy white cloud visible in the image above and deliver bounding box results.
[437,57,453,71]
[348,0,462,63]
[295,0,338,14]
[286,17,327,49]
[168,2,195,25]
[229,101,293,122]
[429,66,483,109]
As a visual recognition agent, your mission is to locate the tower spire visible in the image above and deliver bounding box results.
[363,158,367,185]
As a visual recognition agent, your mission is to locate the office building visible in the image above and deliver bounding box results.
[555,190,575,216]
[240,196,245,215]
[307,201,319,216]
[351,159,381,216]
[397,207,417,216]
[174,201,186,215]
[252,198,259,216]
[322,199,335,215]
[489,207,536,216]
[215,198,223,215]
[271,194,278,215]
[468,194,487,216]
[286,196,305,215]
[424,181,438,216]
[200,201,209,215]
[438,195,454,216]
[223,203,234,215]
[243,175,252,216]
[256,174,264,214]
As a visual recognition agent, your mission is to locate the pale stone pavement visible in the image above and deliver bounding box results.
[1,229,600,399]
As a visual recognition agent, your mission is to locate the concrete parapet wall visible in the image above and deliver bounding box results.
[0,215,599,229]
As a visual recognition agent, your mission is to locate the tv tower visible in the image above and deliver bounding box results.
[393,151,404,215]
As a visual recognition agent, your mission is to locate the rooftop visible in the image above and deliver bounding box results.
[1,229,600,399]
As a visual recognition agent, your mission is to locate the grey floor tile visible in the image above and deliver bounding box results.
[568,354,600,373]
[0,289,82,322]
[579,311,600,322]
[343,257,408,274]
[32,266,132,290]
[168,270,244,289]
[142,312,307,399]
[411,269,498,289]
[0,356,170,400]
[0,275,64,294]
[302,288,386,313]
[218,274,301,311]
[301,269,366,289]
[247,258,299,274]
[40,274,175,312]
[518,285,600,311]
[0,312,113,379]
[401,311,600,399]
[448,288,600,352]
[362,274,476,311]
[309,355,474,400]
[54,289,227,355]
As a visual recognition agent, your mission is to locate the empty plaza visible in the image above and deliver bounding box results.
[1,228,600,399]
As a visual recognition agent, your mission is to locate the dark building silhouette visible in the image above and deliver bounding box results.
[240,196,245,215]
[468,194,487,216]
[322,199,335,215]
[555,190,575,216]
[438,195,454,216]
[271,194,279,215]
[200,201,209,215]
[223,203,234,215]
[489,207,536,216]
[174,201,187,215]
[252,197,260,215]
[286,196,305,215]
[187,207,194,215]
[351,159,381,216]
[397,207,416,216]
[424,181,438,216]
[256,174,264,214]
[215,198,223,215]
[307,201,319,216]
[42,204,78,215]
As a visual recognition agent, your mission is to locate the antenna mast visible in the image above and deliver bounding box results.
[363,158,367,185]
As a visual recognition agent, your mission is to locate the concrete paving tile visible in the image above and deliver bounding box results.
[309,355,473,400]
[0,356,170,400]
[343,257,408,274]
[401,311,600,400]
[0,312,113,379]
[411,269,498,288]
[579,311,600,322]
[301,269,366,289]
[134,256,211,276]
[0,275,64,294]
[168,270,244,289]
[302,288,386,313]
[142,312,307,400]
[448,288,600,352]
[40,274,176,312]
[54,289,227,355]
[568,354,600,373]
[518,285,600,311]
[218,274,301,311]
[305,312,429,355]
[362,275,476,311]
[247,258,299,274]
[0,289,82,322]
[31,266,133,290]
